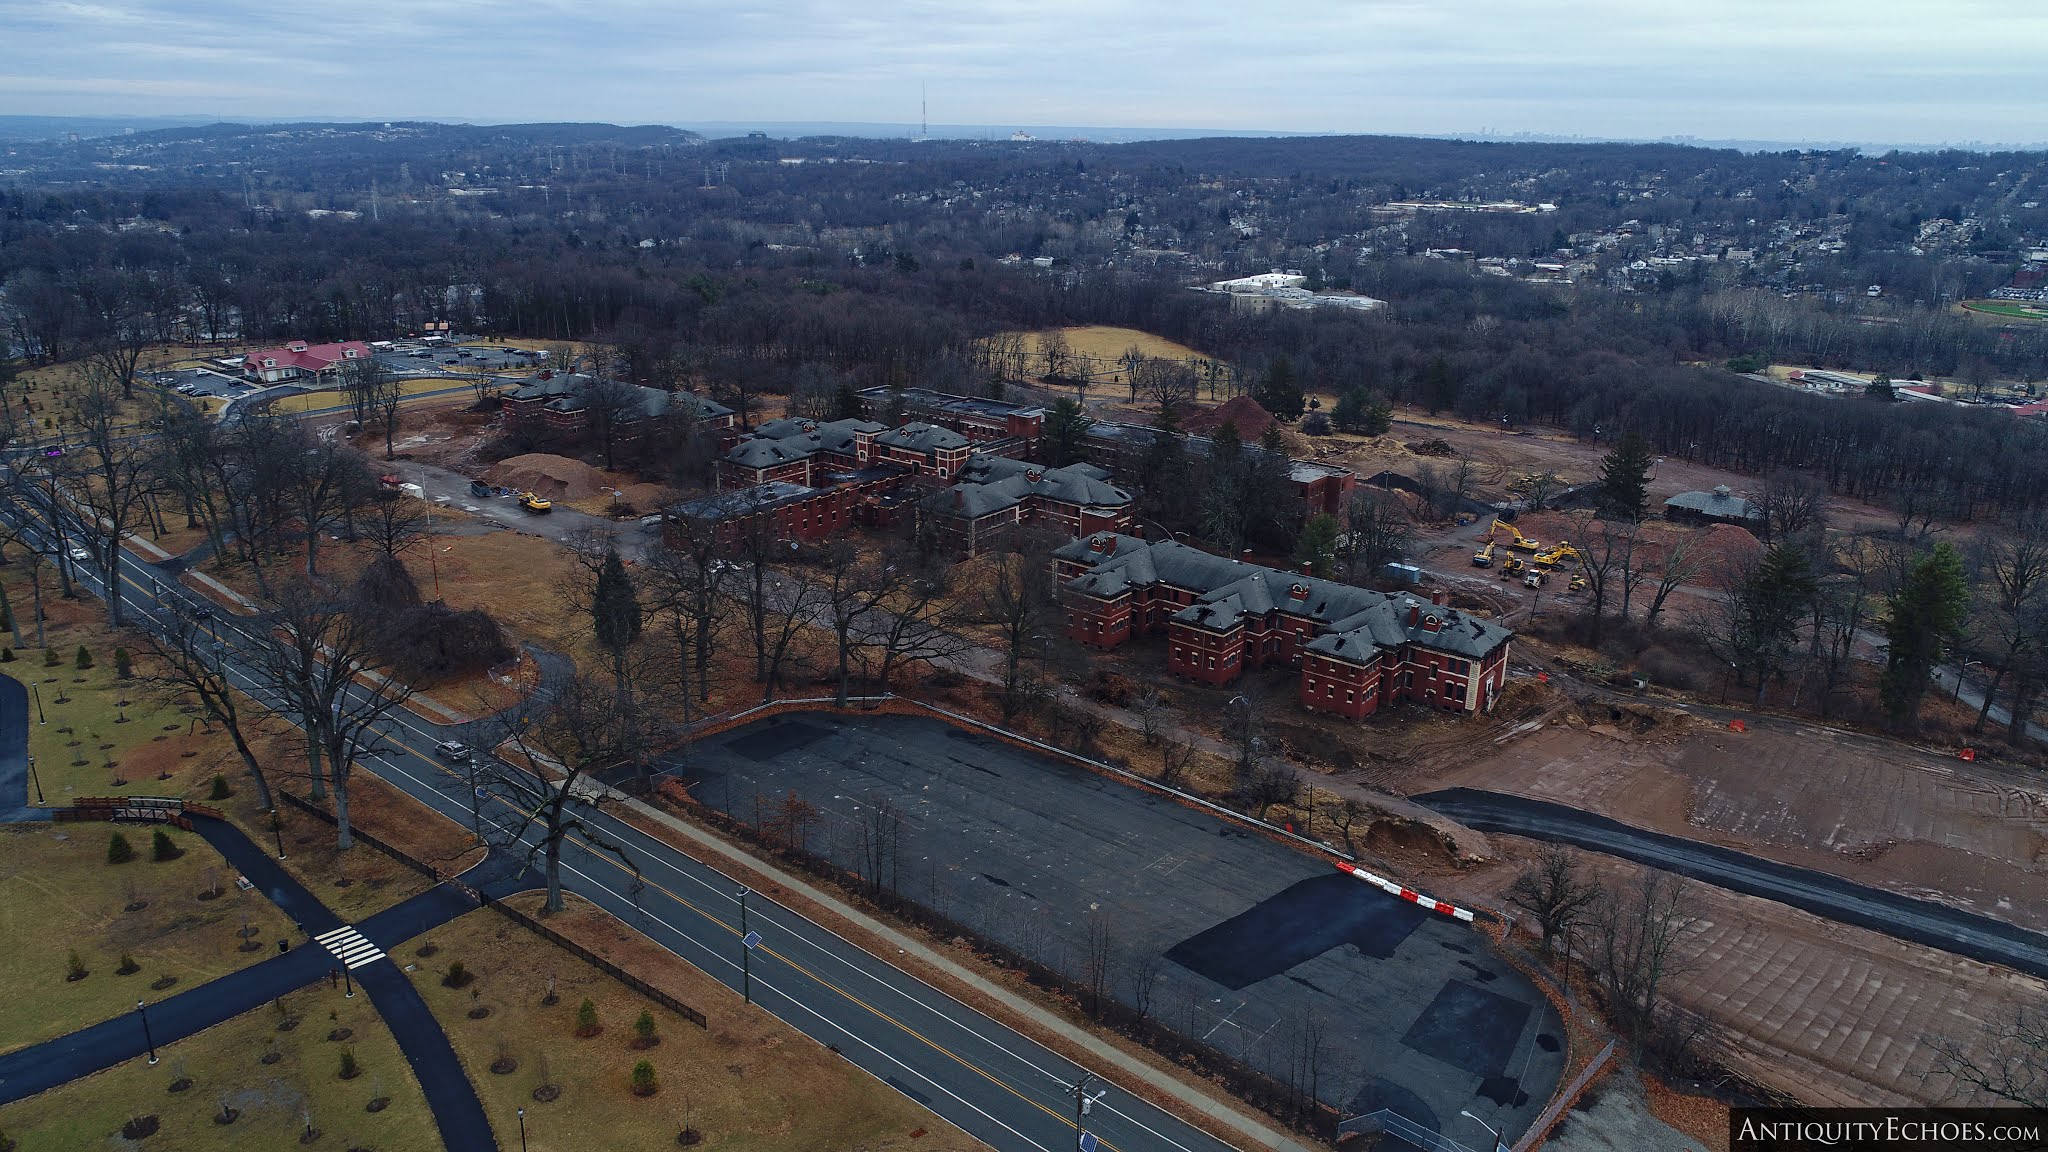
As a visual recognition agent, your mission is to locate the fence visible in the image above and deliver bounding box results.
[1510,1040,1617,1152]
[485,899,708,1031]
[1338,1110,1484,1152]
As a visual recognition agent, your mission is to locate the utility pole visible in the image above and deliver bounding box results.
[737,887,753,1005]
[137,1000,159,1065]
[1069,1073,1105,1151]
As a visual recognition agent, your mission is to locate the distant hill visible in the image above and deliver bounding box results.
[0,115,234,143]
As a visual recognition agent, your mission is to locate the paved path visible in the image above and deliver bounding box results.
[0,673,34,823]
[1414,787,2048,983]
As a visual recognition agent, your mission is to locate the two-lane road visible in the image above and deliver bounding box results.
[0,479,1249,1152]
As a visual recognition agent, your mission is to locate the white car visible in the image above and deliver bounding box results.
[435,741,473,764]
[66,545,90,563]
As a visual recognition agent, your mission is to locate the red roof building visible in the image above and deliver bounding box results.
[241,340,373,384]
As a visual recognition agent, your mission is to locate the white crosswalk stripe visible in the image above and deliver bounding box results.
[314,925,386,970]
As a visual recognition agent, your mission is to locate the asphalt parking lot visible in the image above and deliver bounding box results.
[677,712,1565,1145]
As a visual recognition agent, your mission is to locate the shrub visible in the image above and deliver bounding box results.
[1300,411,1332,436]
[42,648,59,668]
[574,999,600,1038]
[65,950,88,981]
[114,647,132,678]
[633,1010,657,1046]
[116,951,140,975]
[120,1116,159,1140]
[107,832,135,864]
[442,961,473,989]
[151,828,181,862]
[338,1049,361,1080]
[75,645,92,670]
[208,774,231,800]
[629,1059,658,1096]
[0,647,12,663]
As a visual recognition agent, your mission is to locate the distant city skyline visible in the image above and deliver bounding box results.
[2,1,2043,149]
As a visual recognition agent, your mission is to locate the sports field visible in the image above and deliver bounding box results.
[1961,299,2048,321]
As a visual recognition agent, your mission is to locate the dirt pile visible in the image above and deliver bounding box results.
[485,453,610,501]
[1404,437,1457,457]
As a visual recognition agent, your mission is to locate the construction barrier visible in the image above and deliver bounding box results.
[1334,861,1476,922]
[1728,718,1747,732]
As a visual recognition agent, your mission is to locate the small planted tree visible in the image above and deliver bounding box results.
[113,647,132,678]
[574,999,601,1038]
[632,1009,658,1049]
[116,950,140,975]
[65,950,88,982]
[107,831,135,864]
[151,828,182,862]
[338,1048,361,1080]
[209,774,231,800]
[630,1059,658,1097]
[75,644,93,670]
[442,961,474,989]
[43,648,59,667]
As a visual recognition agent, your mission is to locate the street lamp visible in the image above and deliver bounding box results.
[137,1000,159,1066]
[1460,1109,1508,1152]
[27,755,44,805]
[1954,659,1983,703]
[272,809,287,860]
[1070,1073,1106,1152]
[342,963,354,999]
[517,1107,527,1152]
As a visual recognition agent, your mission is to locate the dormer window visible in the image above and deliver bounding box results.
[342,348,357,358]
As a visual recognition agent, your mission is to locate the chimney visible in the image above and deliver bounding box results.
[1241,549,1253,562]
[1430,588,1448,607]
[953,488,964,508]
[1301,562,1315,577]
[1408,604,1420,627]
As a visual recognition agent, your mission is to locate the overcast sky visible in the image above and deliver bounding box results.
[3,0,2044,146]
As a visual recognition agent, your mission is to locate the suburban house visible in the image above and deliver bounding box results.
[500,374,734,441]
[1663,485,1765,528]
[240,340,373,384]
[855,386,1045,444]
[1054,533,1511,716]
[922,455,1135,557]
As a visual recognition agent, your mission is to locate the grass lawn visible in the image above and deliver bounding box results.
[0,822,296,1053]
[0,981,440,1152]
[409,897,982,1152]
[1009,325,1209,369]
[1962,298,2048,321]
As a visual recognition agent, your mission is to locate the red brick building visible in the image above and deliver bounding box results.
[1054,533,1511,716]
[717,417,887,489]
[241,339,372,384]
[856,386,1045,443]
[664,472,899,549]
[1080,423,1356,522]
[922,455,1135,557]
[500,374,735,442]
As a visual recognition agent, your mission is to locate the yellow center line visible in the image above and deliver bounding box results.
[563,833,1121,1150]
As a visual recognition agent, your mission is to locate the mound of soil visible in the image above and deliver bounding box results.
[1405,438,1458,457]
[485,454,611,502]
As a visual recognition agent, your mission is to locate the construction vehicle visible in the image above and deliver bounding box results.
[1524,568,1548,589]
[1499,556,1526,578]
[1533,542,1582,569]
[517,491,553,513]
[1490,516,1541,553]
[1472,540,1495,568]
[1567,574,1589,593]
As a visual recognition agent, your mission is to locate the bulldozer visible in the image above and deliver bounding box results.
[1499,556,1526,579]
[1567,573,1589,593]
[1490,516,1541,553]
[1472,540,1495,568]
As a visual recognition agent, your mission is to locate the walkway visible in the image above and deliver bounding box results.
[1415,787,2048,983]
[0,681,502,1148]
[0,674,33,823]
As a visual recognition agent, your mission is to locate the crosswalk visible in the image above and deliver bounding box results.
[314,925,386,970]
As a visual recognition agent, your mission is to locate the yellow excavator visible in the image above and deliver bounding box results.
[1472,540,1495,568]
[1491,516,1541,553]
[1499,555,1526,579]
[1533,542,1581,569]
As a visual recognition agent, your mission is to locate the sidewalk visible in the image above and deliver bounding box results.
[621,792,1318,1152]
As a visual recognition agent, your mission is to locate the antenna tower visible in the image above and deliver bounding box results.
[921,83,928,141]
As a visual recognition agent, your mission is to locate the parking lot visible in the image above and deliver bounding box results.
[677,712,1565,1145]
[378,344,537,375]
[152,366,251,400]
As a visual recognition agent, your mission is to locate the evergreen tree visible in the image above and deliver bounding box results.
[1880,542,1970,727]
[829,382,863,421]
[1038,397,1092,467]
[1292,514,1340,577]
[1331,387,1392,435]
[1597,432,1654,521]
[1730,544,1818,703]
[591,549,642,695]
[1137,405,1194,532]
[1253,356,1305,421]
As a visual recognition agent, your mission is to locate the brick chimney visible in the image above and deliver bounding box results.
[1407,603,1420,627]
[1430,588,1448,607]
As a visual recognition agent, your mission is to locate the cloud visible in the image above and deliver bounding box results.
[3,0,2044,145]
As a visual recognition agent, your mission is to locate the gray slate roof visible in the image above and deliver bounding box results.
[503,374,729,423]
[724,417,886,467]
[877,422,969,453]
[1057,534,1509,660]
[928,455,1134,519]
[1664,487,1763,521]
[669,481,815,521]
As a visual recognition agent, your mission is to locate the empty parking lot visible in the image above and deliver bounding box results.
[677,712,1565,1145]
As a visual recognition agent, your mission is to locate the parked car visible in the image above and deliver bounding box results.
[66,545,90,562]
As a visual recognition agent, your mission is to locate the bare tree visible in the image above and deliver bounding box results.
[1222,693,1262,788]
[1039,330,1071,382]
[723,520,818,703]
[981,547,1053,720]
[136,612,276,810]
[1641,529,1706,631]
[363,492,428,559]
[1244,762,1301,820]
[1931,1005,2048,1107]
[1124,946,1166,1021]
[1590,871,1696,1044]
[1081,915,1116,1019]
[817,541,903,707]
[242,580,415,849]
[853,792,905,896]
[1338,490,1412,583]
[854,552,963,695]
[580,375,644,470]
[64,361,159,627]
[276,419,374,577]
[491,669,648,914]
[643,518,726,719]
[1754,470,1830,547]
[1155,737,1196,789]
[1968,519,2048,734]
[1506,846,1601,958]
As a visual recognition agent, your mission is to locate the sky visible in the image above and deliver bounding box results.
[3,0,2046,147]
